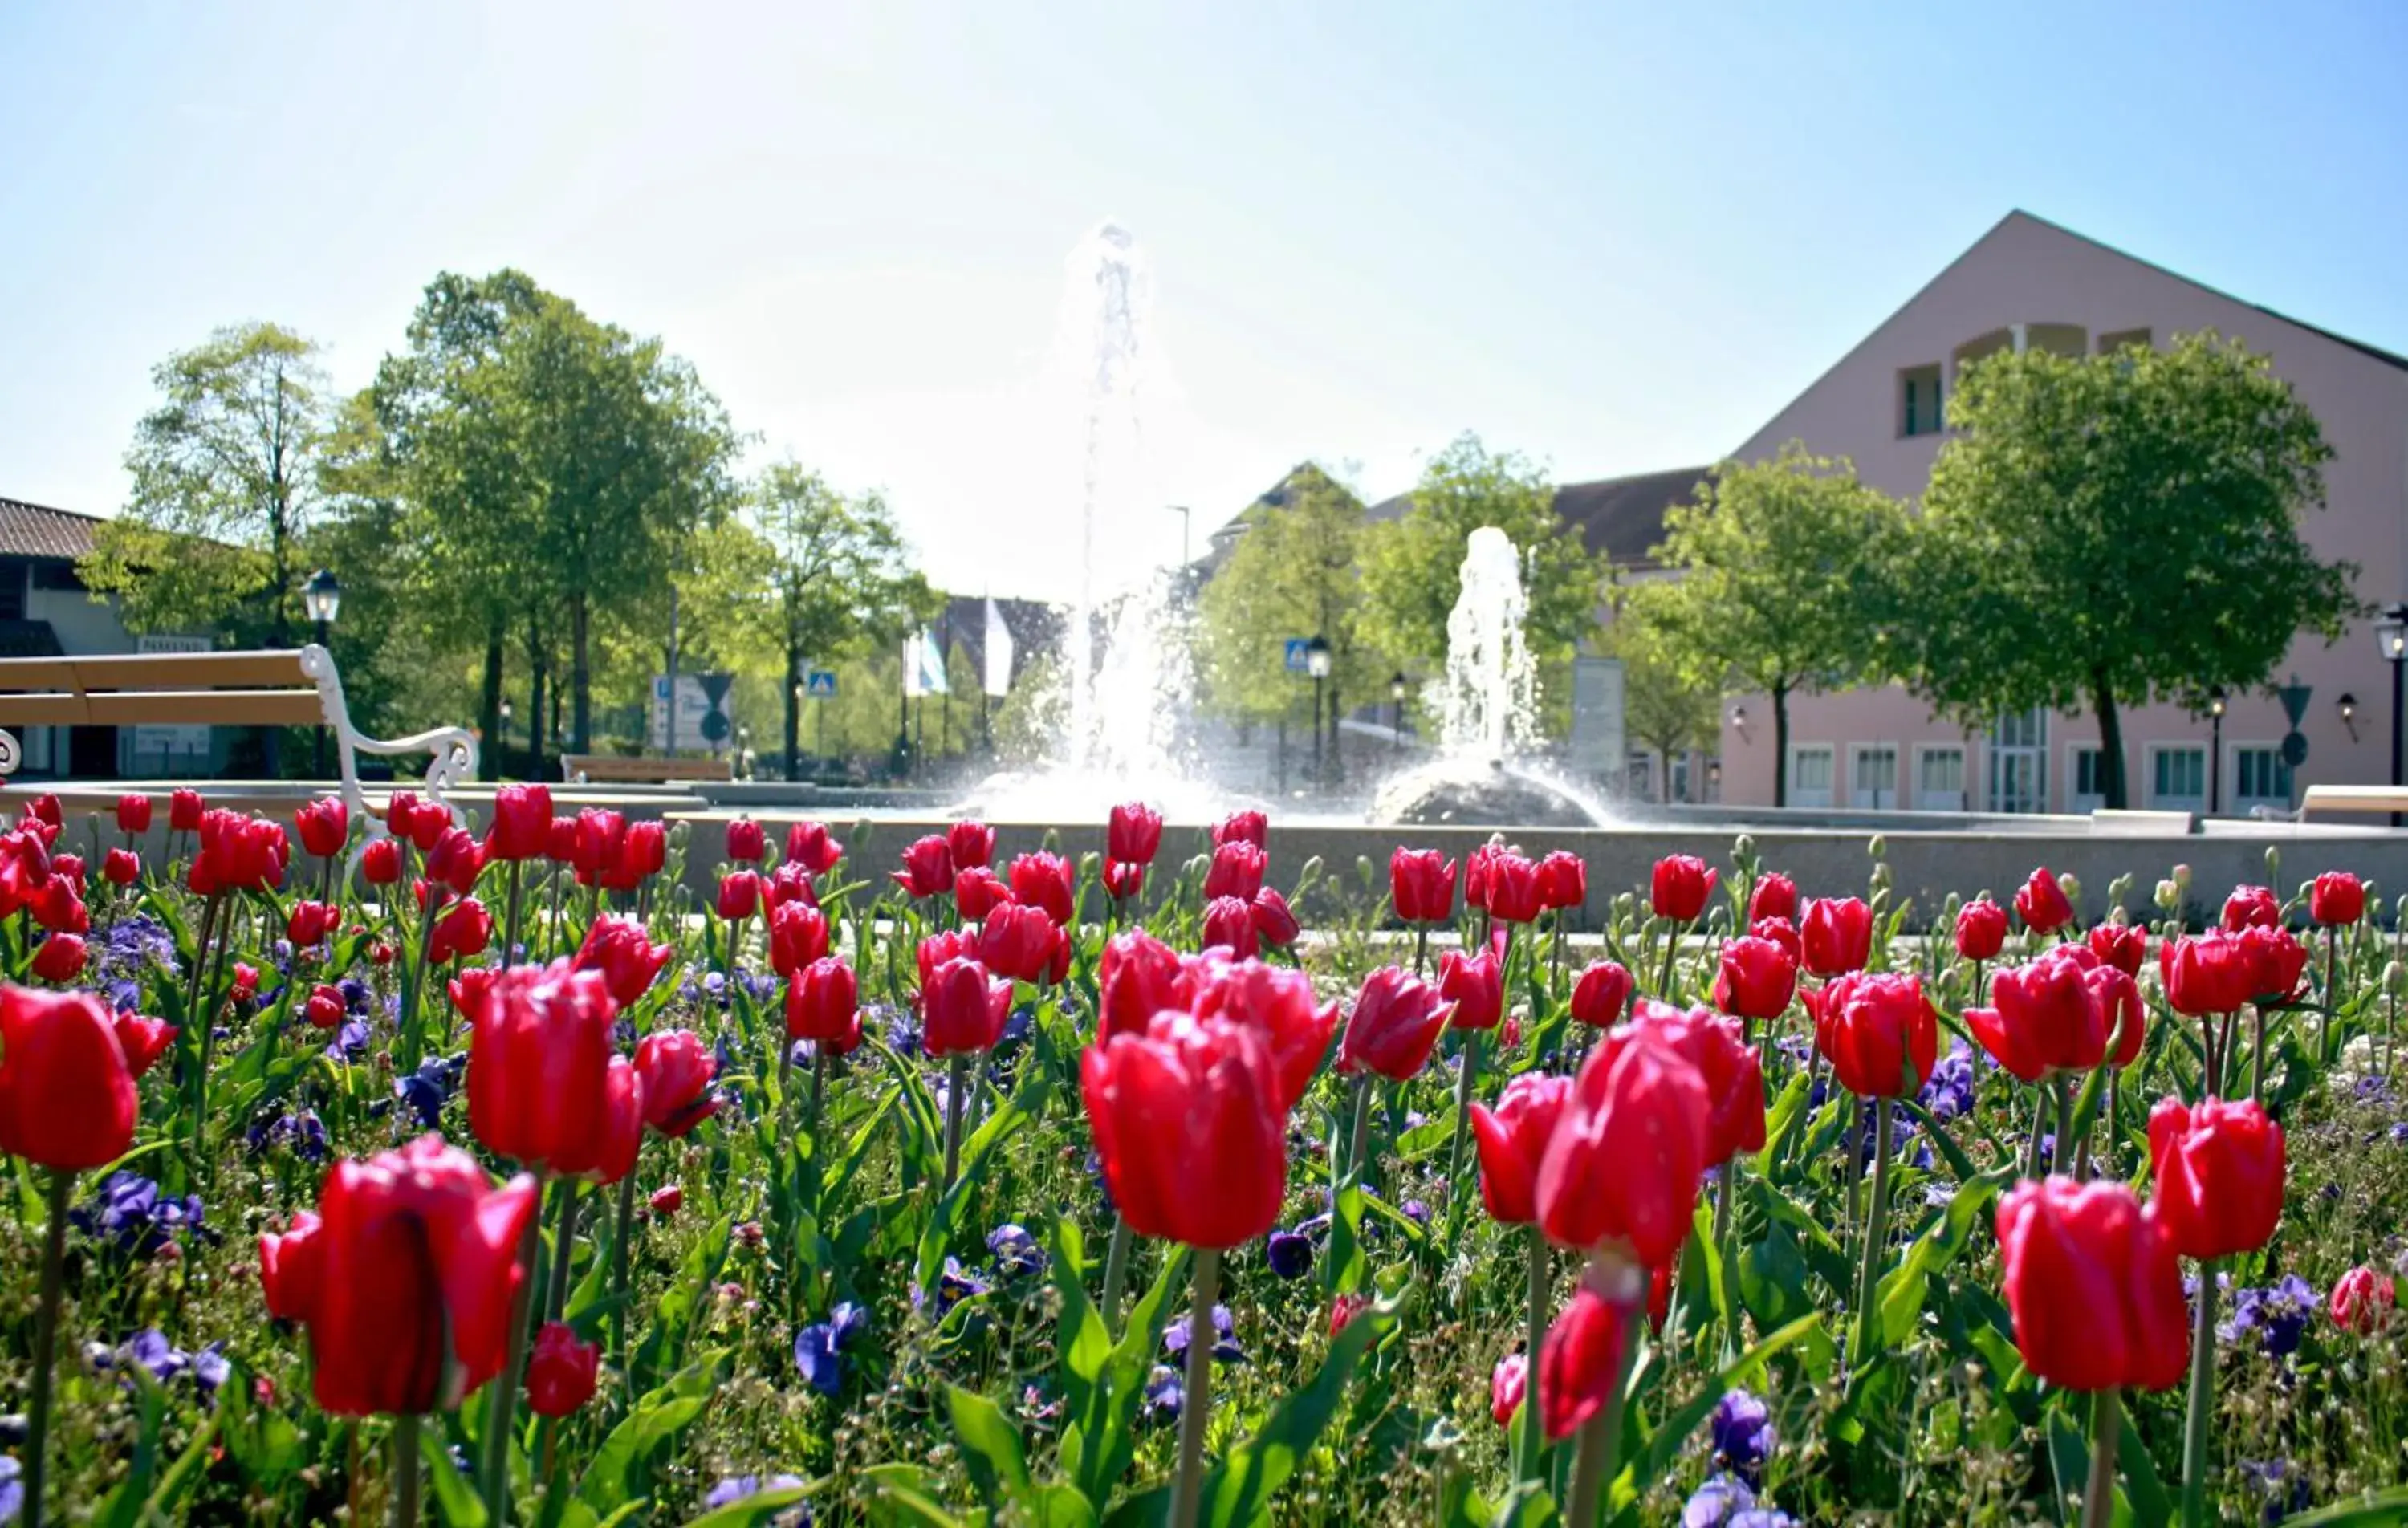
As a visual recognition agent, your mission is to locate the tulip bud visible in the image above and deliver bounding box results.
[2154,879,2180,910]
[2107,872,2133,908]
[1733,833,1756,860]
[1867,834,1887,861]
[2264,845,2280,880]
[2173,864,2193,890]
[2057,872,2081,904]
[2385,961,2404,997]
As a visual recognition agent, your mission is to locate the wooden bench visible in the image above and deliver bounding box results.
[0,645,477,840]
[2299,784,2408,820]
[561,753,734,785]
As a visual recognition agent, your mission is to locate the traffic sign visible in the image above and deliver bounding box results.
[2280,730,2309,769]
[1283,638,1312,673]
[805,669,838,698]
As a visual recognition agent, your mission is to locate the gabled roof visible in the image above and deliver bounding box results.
[1366,465,1708,572]
[0,498,104,562]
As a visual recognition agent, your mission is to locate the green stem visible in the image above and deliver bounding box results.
[608,1169,637,1378]
[2251,1005,2267,1101]
[1713,1155,1738,1359]
[810,1047,828,1142]
[1851,1102,1895,1365]
[1656,916,1682,1003]
[23,1170,71,1528]
[2081,1388,2124,1528]
[2323,927,2338,1064]
[1444,1028,1483,1242]
[1346,1072,1374,1194]
[543,1180,580,1322]
[1100,1213,1133,1336]
[2180,1259,2219,1528]
[391,1413,421,1528]
[942,1052,969,1191]
[479,1180,545,1523]
[1412,923,1428,979]
[502,860,523,969]
[1564,1289,1639,1528]
[1169,1247,1222,1528]
[1517,1226,1550,1485]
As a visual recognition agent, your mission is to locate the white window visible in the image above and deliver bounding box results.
[2231,744,2292,815]
[2067,745,2109,812]
[1791,746,1835,809]
[1988,709,2046,813]
[1915,745,1967,811]
[1851,744,1900,808]
[2149,744,2207,811]
[1899,364,1944,437]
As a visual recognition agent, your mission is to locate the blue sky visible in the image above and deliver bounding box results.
[3,1,2403,599]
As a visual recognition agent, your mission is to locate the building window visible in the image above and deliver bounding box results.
[2150,745,2207,808]
[2026,323,2088,358]
[1792,746,1835,809]
[2068,745,2111,811]
[1989,709,2046,812]
[1626,753,1655,802]
[0,560,24,622]
[1916,746,1966,811]
[2098,327,2151,356]
[2232,746,2292,811]
[1899,364,1944,437]
[1851,743,1899,808]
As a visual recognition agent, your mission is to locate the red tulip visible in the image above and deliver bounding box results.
[724,817,766,864]
[716,871,761,922]
[787,820,846,876]
[1099,929,1193,1045]
[1439,943,1503,1031]
[22,794,58,829]
[955,866,1012,920]
[1751,915,1802,966]
[1007,851,1076,925]
[111,1013,175,1077]
[2159,931,2253,1016]
[2148,1095,2285,1260]
[1491,1352,1527,1427]
[1251,888,1300,949]
[944,819,992,872]
[2015,868,2073,933]
[1100,860,1146,899]
[1629,1003,1765,1166]
[232,962,260,1003]
[50,855,82,896]
[545,817,578,865]
[1535,850,1587,913]
[1202,896,1260,959]
[604,821,665,892]
[767,900,831,979]
[916,930,976,989]
[1711,935,1796,1022]
[102,848,140,888]
[425,827,482,896]
[1568,961,1633,1029]
[194,810,290,892]
[31,879,85,935]
[1108,802,1164,865]
[1808,972,1938,1098]
[1080,1010,1286,1249]
[362,837,401,885]
[1212,811,1267,851]
[115,794,153,835]
[30,933,84,984]
[2310,871,2365,927]
[392,792,445,854]
[1536,1028,1710,1262]
[893,835,954,898]
[786,957,861,1053]
[1964,945,2108,1083]
[449,967,499,1022]
[2093,966,2147,1067]
[1482,851,1544,925]
[1538,1282,1630,1441]
[1203,840,1267,903]
[921,957,1014,1056]
[979,901,1066,982]
[574,916,675,1007]
[633,1028,719,1137]
[467,961,639,1180]
[168,788,204,834]
[304,984,347,1030]
[1995,1176,2188,1392]
[1468,1071,1572,1224]
[763,862,817,911]
[0,987,136,1170]
[1797,896,1869,977]
[1389,847,1458,925]
[1186,956,1336,1113]
[287,900,340,949]
[1747,872,1797,924]
[572,810,624,884]
[649,1184,684,1217]
[1649,855,1716,923]
[2087,921,2146,977]
[2222,884,2281,932]
[266,1135,539,1415]
[2238,924,2308,1002]
[486,783,552,864]
[1339,966,1450,1080]
[526,1321,600,1416]
[2331,1266,2395,1335]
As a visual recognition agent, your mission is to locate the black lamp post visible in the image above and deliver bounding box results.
[1389,671,1407,751]
[1304,636,1332,784]
[303,569,342,777]
[2206,686,2225,817]
[2376,605,2408,824]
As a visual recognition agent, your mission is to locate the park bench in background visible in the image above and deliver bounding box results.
[562,753,733,785]
[2299,784,2408,820]
[0,644,475,835]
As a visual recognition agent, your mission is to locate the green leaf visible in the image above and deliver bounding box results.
[1201,1286,1411,1525]
[2045,1403,2090,1528]
[2117,1409,2173,1528]
[576,1352,726,1511]
[1608,1313,1824,1512]
[1875,1168,2012,1347]
[421,1419,493,1528]
[946,1384,1032,1510]
[2276,1485,2408,1526]
[913,1067,1048,1291]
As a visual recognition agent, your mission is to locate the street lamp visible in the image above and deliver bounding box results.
[1389,671,1407,751]
[2339,692,2361,744]
[2376,603,2408,823]
[498,697,514,762]
[2207,686,2226,817]
[1305,636,1332,784]
[303,570,341,777]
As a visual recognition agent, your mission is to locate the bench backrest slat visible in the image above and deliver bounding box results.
[83,690,327,727]
[0,650,311,695]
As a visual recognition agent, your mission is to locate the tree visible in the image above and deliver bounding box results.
[1907,332,2359,809]
[83,323,333,647]
[1602,609,1719,799]
[1195,464,1377,778]
[1621,445,1910,807]
[1358,433,1606,728]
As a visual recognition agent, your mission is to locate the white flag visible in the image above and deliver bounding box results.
[917,628,951,696]
[903,632,923,699]
[983,598,1014,698]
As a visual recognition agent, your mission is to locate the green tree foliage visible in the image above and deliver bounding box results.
[1602,610,1720,799]
[83,323,333,646]
[1621,445,1910,806]
[1907,332,2359,809]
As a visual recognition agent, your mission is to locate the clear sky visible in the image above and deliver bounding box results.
[3,1,2404,601]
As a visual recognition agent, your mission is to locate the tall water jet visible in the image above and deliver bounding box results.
[1064,220,1146,770]
[1434,526,1539,761]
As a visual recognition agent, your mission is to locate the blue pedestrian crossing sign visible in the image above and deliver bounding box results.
[1283,638,1312,673]
[805,669,839,698]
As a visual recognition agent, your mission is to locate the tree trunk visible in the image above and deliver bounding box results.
[529,646,549,783]
[1328,680,1342,783]
[2091,668,2129,811]
[1772,682,1791,809]
[785,642,802,782]
[570,594,592,754]
[478,628,504,782]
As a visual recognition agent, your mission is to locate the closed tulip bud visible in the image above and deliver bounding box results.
[258,1210,322,1321]
[527,1321,600,1416]
[425,828,482,896]
[605,822,665,892]
[1537,1030,1710,1263]
[287,900,341,949]
[361,837,402,885]
[2223,884,2281,932]
[2148,1095,2284,1259]
[305,984,347,1029]
[1201,896,1260,959]
[2311,871,2365,926]
[1080,1010,1287,1249]
[1535,850,1587,913]
[766,900,831,979]
[167,787,205,833]
[2092,966,2146,1068]
[30,933,85,984]
[115,794,153,835]
[1867,833,1887,861]
[2014,868,2072,933]
[1490,1352,1527,1428]
[1800,897,1873,977]
[786,957,861,1053]
[2387,960,2405,997]
[1996,1177,2188,1392]
[1389,847,1458,925]
[1747,872,1797,925]
[772,820,837,876]
[1339,967,1450,1081]
[1470,1072,1572,1225]
[1808,972,1938,1099]
[649,1184,684,1217]
[980,901,1067,981]
[954,866,1012,920]
[1954,898,2008,961]
[2087,921,2146,977]
[1098,929,1192,1045]
[921,957,1015,1056]
[1203,841,1267,904]
[1732,832,1756,860]
[1251,888,1300,949]
[943,819,992,872]
[1481,851,1544,925]
[1438,944,1503,1031]
[892,835,954,899]
[1569,961,1634,1029]
[2056,872,2080,903]
[1007,851,1076,926]
[1712,935,1796,1021]
[432,897,494,964]
[2330,1266,2395,1335]
[1538,1280,1637,1442]
[1965,945,2107,1083]
[2264,845,2280,881]
[1100,860,1146,899]
[1108,802,1164,866]
[111,1012,175,1078]
[571,809,624,882]
[575,916,675,1007]
[1649,855,1716,923]
[1211,811,1268,851]
[724,817,766,864]
[2154,878,2179,909]
[102,848,140,888]
[716,871,761,922]
[633,1028,719,1138]
[0,987,137,1170]
[486,784,552,864]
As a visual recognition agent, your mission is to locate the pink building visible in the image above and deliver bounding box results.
[1706,210,2408,815]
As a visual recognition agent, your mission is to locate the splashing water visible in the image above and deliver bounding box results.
[1434,526,1539,761]
[1064,220,1147,771]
